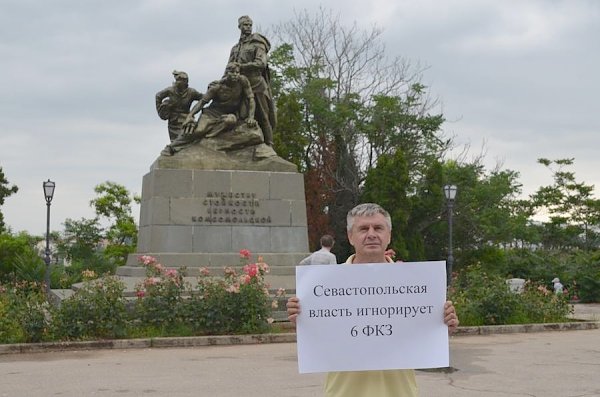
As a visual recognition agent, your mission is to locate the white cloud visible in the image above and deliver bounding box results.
[1,0,599,235]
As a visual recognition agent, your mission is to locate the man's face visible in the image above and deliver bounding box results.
[239,20,253,36]
[225,67,240,82]
[175,78,188,90]
[347,213,391,257]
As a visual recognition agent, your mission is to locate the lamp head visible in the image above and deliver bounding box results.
[443,184,457,201]
[43,179,55,203]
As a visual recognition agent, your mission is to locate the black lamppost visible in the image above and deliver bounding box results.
[443,184,457,287]
[43,179,55,296]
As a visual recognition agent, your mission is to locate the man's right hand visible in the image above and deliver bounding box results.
[183,117,196,134]
[286,296,301,323]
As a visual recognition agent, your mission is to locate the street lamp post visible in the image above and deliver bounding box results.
[443,184,457,287]
[43,179,55,296]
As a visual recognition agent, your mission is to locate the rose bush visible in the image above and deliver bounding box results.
[132,251,277,336]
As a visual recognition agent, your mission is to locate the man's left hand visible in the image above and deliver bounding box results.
[444,301,459,334]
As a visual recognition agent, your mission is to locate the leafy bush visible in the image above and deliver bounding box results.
[569,251,600,303]
[449,264,572,326]
[502,249,566,282]
[0,232,41,282]
[132,256,188,332]
[517,282,572,323]
[0,281,51,343]
[52,275,128,340]
[132,251,275,336]
[187,261,273,335]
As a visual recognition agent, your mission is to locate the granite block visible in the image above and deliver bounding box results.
[146,169,193,198]
[149,225,193,252]
[291,200,308,226]
[270,226,309,252]
[193,226,233,252]
[261,199,292,226]
[170,198,204,225]
[269,172,305,200]
[231,171,270,199]
[140,196,170,227]
[192,170,232,197]
[232,226,271,252]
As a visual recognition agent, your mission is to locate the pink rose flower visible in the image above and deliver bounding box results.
[199,267,211,277]
[240,274,252,285]
[139,255,157,266]
[243,263,259,278]
[145,277,161,286]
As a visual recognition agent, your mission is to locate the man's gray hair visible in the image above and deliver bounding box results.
[346,203,392,232]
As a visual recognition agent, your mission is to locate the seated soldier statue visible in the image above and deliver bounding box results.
[161,62,258,156]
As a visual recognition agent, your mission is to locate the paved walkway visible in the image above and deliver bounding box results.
[1,328,599,396]
[1,304,600,396]
[571,303,600,321]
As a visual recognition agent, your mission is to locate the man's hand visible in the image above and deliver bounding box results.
[183,115,196,134]
[246,117,257,128]
[286,296,300,323]
[444,301,459,334]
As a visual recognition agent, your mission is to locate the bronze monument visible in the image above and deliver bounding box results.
[154,16,293,172]
[155,71,203,142]
[118,15,307,290]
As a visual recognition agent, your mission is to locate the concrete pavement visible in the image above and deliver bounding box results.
[1,304,599,396]
[1,328,599,396]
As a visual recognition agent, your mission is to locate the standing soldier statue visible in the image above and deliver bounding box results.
[229,15,277,146]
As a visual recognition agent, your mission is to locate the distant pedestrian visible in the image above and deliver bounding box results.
[552,277,564,294]
[299,234,337,265]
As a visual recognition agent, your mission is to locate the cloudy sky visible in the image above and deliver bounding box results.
[1,0,599,235]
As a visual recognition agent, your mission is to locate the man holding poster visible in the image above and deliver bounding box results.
[287,203,459,397]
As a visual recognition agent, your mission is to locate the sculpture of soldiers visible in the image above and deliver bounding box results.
[155,71,203,142]
[161,62,256,156]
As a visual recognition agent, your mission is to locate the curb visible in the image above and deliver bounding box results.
[454,320,600,336]
[0,333,296,355]
[0,321,597,356]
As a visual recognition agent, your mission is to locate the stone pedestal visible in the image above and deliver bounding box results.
[117,167,309,282]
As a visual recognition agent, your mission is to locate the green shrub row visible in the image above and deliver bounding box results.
[0,256,582,344]
[449,264,573,326]
[0,253,280,344]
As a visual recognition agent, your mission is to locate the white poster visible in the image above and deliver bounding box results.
[295,261,449,373]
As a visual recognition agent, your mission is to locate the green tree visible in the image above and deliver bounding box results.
[361,149,411,259]
[90,181,140,266]
[532,158,600,250]
[0,167,18,233]
[406,160,446,261]
[58,181,139,273]
[59,218,103,261]
[443,160,528,272]
[0,232,41,282]
[270,9,449,258]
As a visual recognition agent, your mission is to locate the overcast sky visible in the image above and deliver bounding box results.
[1,0,599,235]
